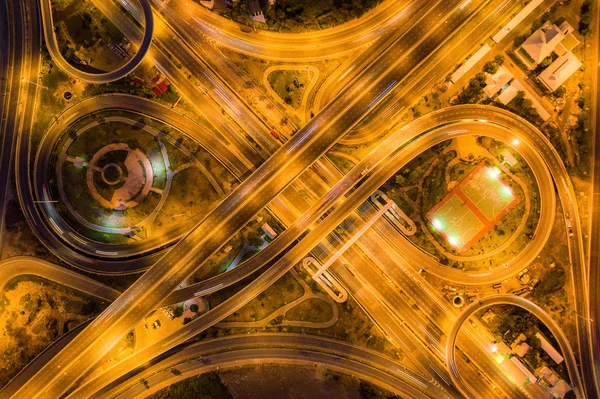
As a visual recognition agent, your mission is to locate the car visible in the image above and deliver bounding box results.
[155,319,161,328]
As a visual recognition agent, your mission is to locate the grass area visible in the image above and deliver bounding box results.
[517,47,536,65]
[382,137,539,270]
[286,298,334,323]
[223,272,304,322]
[189,233,244,283]
[155,168,220,225]
[0,277,107,388]
[146,372,232,399]
[51,0,128,72]
[47,111,231,243]
[224,0,382,32]
[267,70,308,109]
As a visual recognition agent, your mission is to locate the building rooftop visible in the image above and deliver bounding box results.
[536,332,564,364]
[550,380,572,398]
[521,21,567,64]
[484,66,513,98]
[539,51,582,92]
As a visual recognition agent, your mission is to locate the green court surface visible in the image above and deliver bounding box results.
[427,162,519,253]
[461,165,516,221]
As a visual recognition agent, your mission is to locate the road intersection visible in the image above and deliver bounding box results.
[2,0,599,398]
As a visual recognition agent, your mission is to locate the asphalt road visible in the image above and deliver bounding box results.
[10,1,488,397]
[445,295,584,399]
[39,0,153,83]
[63,106,566,399]
[159,0,425,62]
[98,333,445,399]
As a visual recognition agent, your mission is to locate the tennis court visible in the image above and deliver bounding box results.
[427,162,519,253]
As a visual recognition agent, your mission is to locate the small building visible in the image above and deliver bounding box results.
[550,380,572,398]
[502,149,519,167]
[248,0,266,23]
[484,66,513,98]
[536,332,564,364]
[510,356,538,384]
[261,223,277,240]
[481,309,497,324]
[513,342,530,357]
[520,21,571,65]
[538,51,582,92]
[537,366,560,386]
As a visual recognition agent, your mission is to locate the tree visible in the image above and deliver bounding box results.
[552,87,566,98]
[190,304,199,313]
[483,61,499,74]
[246,229,263,248]
[174,306,184,318]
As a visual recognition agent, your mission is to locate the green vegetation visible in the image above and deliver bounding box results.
[532,265,566,299]
[360,381,402,399]
[578,0,593,36]
[147,372,232,399]
[222,272,303,322]
[267,70,308,109]
[483,55,505,74]
[286,298,334,323]
[504,91,542,124]
[51,0,128,72]
[518,47,536,65]
[453,72,486,104]
[227,0,382,32]
[0,277,107,388]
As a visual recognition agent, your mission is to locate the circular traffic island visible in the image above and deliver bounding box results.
[379,136,542,272]
[42,111,236,246]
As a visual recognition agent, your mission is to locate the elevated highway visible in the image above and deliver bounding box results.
[57,106,578,398]
[445,295,584,399]
[39,0,153,83]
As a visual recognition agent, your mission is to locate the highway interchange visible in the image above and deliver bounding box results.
[0,0,599,398]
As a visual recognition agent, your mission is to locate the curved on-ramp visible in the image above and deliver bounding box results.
[40,0,153,83]
[55,105,578,399]
[445,294,584,399]
[90,333,447,399]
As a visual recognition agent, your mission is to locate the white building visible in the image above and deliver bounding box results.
[538,51,582,91]
[536,332,564,364]
[520,21,572,65]
[483,66,513,98]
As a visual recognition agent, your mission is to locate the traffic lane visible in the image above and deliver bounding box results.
[164,0,422,61]
[39,0,153,83]
[65,106,558,398]
[343,0,521,144]
[0,257,120,302]
[328,247,514,399]
[97,333,442,399]
[13,2,493,395]
[446,295,584,399]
